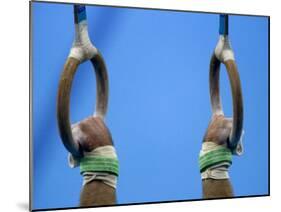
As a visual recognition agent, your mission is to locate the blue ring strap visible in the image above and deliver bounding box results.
[219,14,229,35]
[74,5,87,24]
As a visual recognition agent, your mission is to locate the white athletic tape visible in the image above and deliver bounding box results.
[82,172,117,188]
[68,145,119,189]
[199,131,245,180]
[201,164,230,180]
[214,35,235,62]
[200,142,231,180]
[69,20,98,62]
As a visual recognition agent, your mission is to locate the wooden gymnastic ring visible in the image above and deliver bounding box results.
[57,52,109,158]
[209,53,243,150]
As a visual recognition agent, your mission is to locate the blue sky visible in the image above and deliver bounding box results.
[32,2,268,210]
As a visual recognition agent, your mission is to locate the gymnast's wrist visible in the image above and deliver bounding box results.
[68,145,119,189]
[199,142,232,180]
[80,145,119,176]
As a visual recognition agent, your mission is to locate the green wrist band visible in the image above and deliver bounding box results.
[80,156,119,176]
[199,147,232,173]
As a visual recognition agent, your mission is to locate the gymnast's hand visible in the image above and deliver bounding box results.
[203,114,233,146]
[71,116,114,152]
[200,114,234,198]
[71,116,117,206]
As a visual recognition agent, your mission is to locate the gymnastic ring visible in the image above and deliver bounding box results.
[57,52,109,158]
[209,53,243,150]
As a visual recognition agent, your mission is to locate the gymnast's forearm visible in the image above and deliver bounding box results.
[80,180,116,206]
[202,179,233,198]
